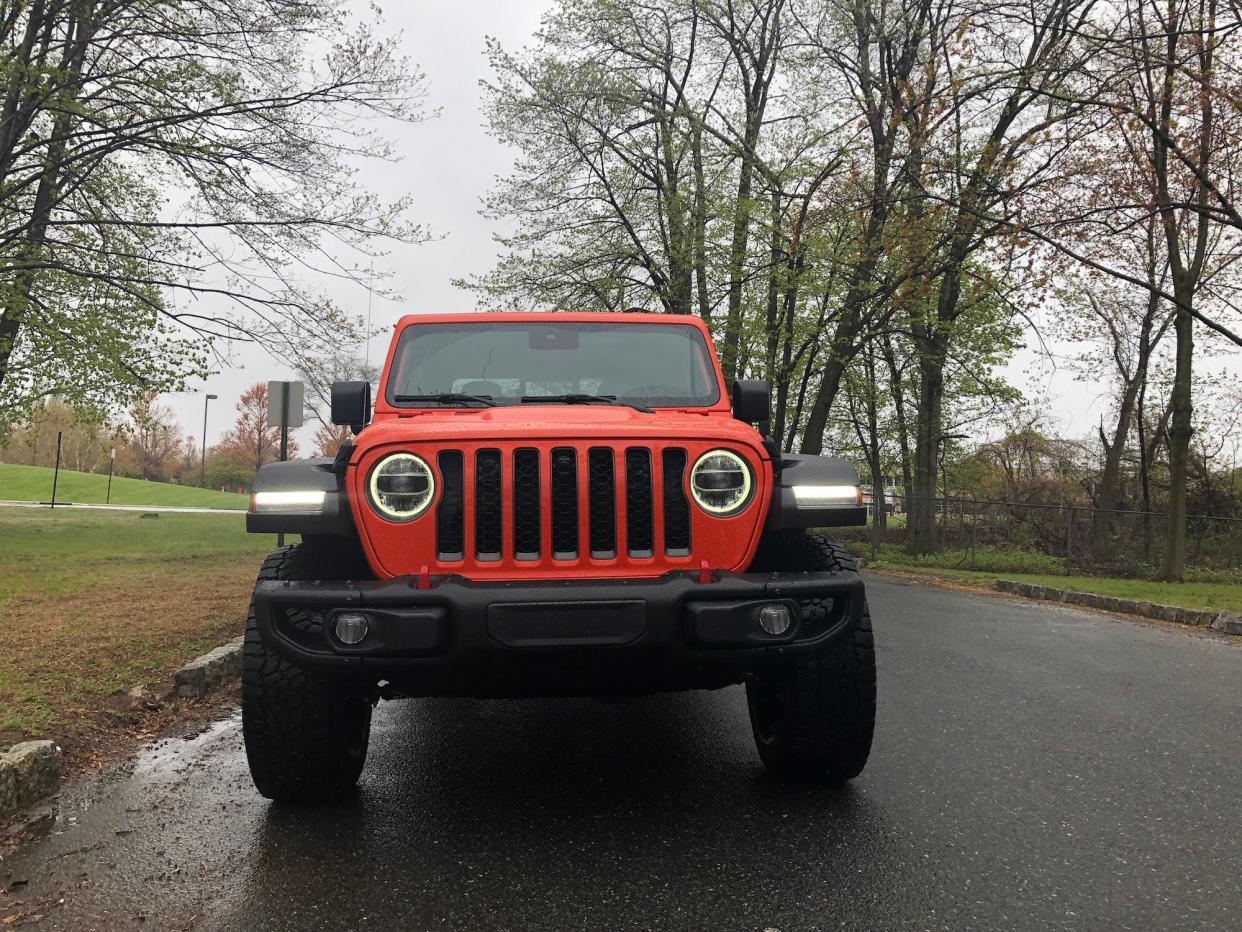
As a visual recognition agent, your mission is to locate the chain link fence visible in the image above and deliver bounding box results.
[854,495,1242,576]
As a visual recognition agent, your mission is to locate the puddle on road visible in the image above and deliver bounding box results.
[131,710,242,779]
[3,710,244,856]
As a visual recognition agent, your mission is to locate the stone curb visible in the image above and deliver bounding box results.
[0,741,61,822]
[994,580,1240,633]
[174,635,245,698]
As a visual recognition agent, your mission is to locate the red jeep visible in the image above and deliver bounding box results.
[244,312,875,800]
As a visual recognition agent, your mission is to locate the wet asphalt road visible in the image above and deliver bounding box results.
[3,577,1241,931]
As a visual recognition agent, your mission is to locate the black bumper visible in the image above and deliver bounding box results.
[252,569,865,696]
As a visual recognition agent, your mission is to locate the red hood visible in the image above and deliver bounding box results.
[358,406,768,450]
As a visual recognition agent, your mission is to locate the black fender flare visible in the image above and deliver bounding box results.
[764,454,867,530]
[245,456,354,536]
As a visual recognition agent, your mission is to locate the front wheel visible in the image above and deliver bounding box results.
[242,544,373,802]
[745,533,876,785]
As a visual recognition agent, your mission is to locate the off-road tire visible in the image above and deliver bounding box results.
[746,532,876,785]
[242,543,373,802]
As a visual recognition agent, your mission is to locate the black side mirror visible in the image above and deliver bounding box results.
[331,381,372,433]
[732,379,770,424]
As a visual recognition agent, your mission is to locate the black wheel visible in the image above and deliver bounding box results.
[745,532,876,785]
[242,543,374,802]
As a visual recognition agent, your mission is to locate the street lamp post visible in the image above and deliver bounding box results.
[200,393,218,487]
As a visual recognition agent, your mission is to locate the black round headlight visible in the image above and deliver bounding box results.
[367,452,434,521]
[690,449,753,516]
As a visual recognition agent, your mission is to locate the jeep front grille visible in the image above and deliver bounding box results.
[624,448,654,557]
[435,451,464,561]
[550,447,579,559]
[432,444,692,568]
[587,448,616,558]
[474,449,502,560]
[661,448,691,555]
[512,448,541,559]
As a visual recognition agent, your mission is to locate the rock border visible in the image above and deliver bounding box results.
[173,635,245,698]
[994,580,1242,634]
[3,636,242,824]
[0,741,61,823]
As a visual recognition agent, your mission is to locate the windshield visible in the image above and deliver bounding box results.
[385,321,721,407]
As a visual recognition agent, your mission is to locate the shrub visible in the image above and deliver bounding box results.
[864,542,1068,576]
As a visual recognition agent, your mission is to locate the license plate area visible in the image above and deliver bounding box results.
[486,600,648,647]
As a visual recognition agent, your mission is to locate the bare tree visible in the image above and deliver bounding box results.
[217,382,298,473]
[901,0,1101,554]
[0,0,430,426]
[120,392,182,480]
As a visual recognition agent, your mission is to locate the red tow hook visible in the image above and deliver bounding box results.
[417,565,432,590]
[697,560,713,584]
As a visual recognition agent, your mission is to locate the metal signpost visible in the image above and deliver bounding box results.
[106,447,116,504]
[50,431,62,508]
[267,380,305,546]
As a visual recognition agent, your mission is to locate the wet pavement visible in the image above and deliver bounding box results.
[2,578,1241,930]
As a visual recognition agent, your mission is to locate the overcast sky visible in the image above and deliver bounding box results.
[163,0,1146,455]
[166,0,554,450]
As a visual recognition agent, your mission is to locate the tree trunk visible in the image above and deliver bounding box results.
[1092,360,1146,562]
[862,347,886,555]
[0,3,94,394]
[1161,287,1194,581]
[797,211,893,456]
[880,334,914,511]
[691,125,710,321]
[796,311,856,455]
[1091,278,1164,562]
[657,109,692,315]
[720,141,756,383]
[763,192,781,383]
[907,253,962,555]
[0,120,70,391]
[910,343,945,555]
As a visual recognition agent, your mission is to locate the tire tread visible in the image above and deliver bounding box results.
[747,532,876,785]
[242,544,371,802]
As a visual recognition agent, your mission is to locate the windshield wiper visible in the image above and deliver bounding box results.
[520,393,653,414]
[394,392,496,408]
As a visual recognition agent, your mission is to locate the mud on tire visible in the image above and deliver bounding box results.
[745,532,876,785]
[242,544,373,802]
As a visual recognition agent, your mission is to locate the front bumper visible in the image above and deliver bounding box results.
[252,568,865,696]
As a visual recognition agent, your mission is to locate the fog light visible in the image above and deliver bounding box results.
[758,603,793,636]
[334,612,369,645]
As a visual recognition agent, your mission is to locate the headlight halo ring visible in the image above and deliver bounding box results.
[366,451,435,522]
[689,448,754,517]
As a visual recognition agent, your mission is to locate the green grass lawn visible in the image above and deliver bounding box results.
[0,508,271,758]
[872,563,1242,614]
[0,462,247,509]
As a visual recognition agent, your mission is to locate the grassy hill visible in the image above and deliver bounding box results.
[0,462,248,509]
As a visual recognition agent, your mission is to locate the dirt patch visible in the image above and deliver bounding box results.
[0,554,258,773]
[0,683,242,858]
[61,683,244,778]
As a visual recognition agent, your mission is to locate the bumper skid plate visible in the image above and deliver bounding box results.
[252,569,865,695]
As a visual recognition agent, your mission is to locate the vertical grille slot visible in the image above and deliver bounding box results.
[512,448,541,560]
[550,447,579,559]
[475,449,502,560]
[435,450,464,561]
[625,447,654,557]
[587,447,616,558]
[662,448,691,555]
